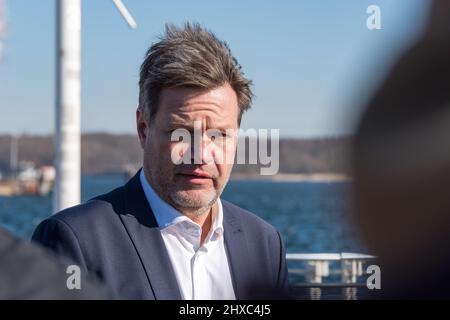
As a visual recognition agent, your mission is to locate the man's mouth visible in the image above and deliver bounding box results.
[176,170,214,184]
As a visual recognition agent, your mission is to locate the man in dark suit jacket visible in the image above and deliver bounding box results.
[32,22,289,300]
[32,170,288,299]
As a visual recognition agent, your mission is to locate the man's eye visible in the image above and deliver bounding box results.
[207,132,227,141]
[221,131,233,139]
[167,128,191,134]
[167,130,177,137]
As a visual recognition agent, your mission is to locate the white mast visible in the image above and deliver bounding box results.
[53,0,136,213]
[54,0,81,212]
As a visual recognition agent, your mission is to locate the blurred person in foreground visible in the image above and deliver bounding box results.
[352,0,450,299]
[0,227,110,299]
[32,23,290,300]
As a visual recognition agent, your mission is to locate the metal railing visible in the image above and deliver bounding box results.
[286,252,377,299]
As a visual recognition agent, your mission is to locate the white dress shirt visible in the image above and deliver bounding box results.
[139,170,236,300]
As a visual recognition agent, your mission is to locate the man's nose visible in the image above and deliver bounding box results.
[191,133,215,165]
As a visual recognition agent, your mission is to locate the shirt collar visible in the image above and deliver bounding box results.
[139,168,224,236]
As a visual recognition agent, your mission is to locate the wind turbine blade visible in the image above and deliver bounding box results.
[112,0,137,29]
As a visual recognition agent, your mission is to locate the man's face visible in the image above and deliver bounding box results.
[137,83,239,214]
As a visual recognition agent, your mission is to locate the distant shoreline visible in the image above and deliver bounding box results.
[230,173,351,182]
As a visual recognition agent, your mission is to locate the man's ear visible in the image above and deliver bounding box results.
[136,108,148,149]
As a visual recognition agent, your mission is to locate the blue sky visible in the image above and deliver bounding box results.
[0,0,431,137]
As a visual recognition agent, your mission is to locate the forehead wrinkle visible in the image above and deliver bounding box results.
[158,85,239,127]
[178,100,224,114]
[167,104,231,124]
[168,113,230,128]
[165,100,224,118]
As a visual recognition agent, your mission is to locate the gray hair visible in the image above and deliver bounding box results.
[138,22,253,125]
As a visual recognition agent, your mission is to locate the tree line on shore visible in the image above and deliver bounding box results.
[0,133,352,176]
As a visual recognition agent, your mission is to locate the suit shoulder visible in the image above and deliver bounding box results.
[221,199,279,236]
[46,185,126,227]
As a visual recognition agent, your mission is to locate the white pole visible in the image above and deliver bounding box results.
[54,0,81,212]
[112,0,137,29]
[10,135,18,176]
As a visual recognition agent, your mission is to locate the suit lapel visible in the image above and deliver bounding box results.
[223,202,254,300]
[119,171,181,300]
[118,172,255,300]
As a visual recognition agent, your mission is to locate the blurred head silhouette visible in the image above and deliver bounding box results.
[352,0,450,299]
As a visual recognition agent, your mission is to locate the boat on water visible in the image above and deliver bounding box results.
[0,162,55,196]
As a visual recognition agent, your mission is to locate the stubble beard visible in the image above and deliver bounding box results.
[147,165,230,218]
